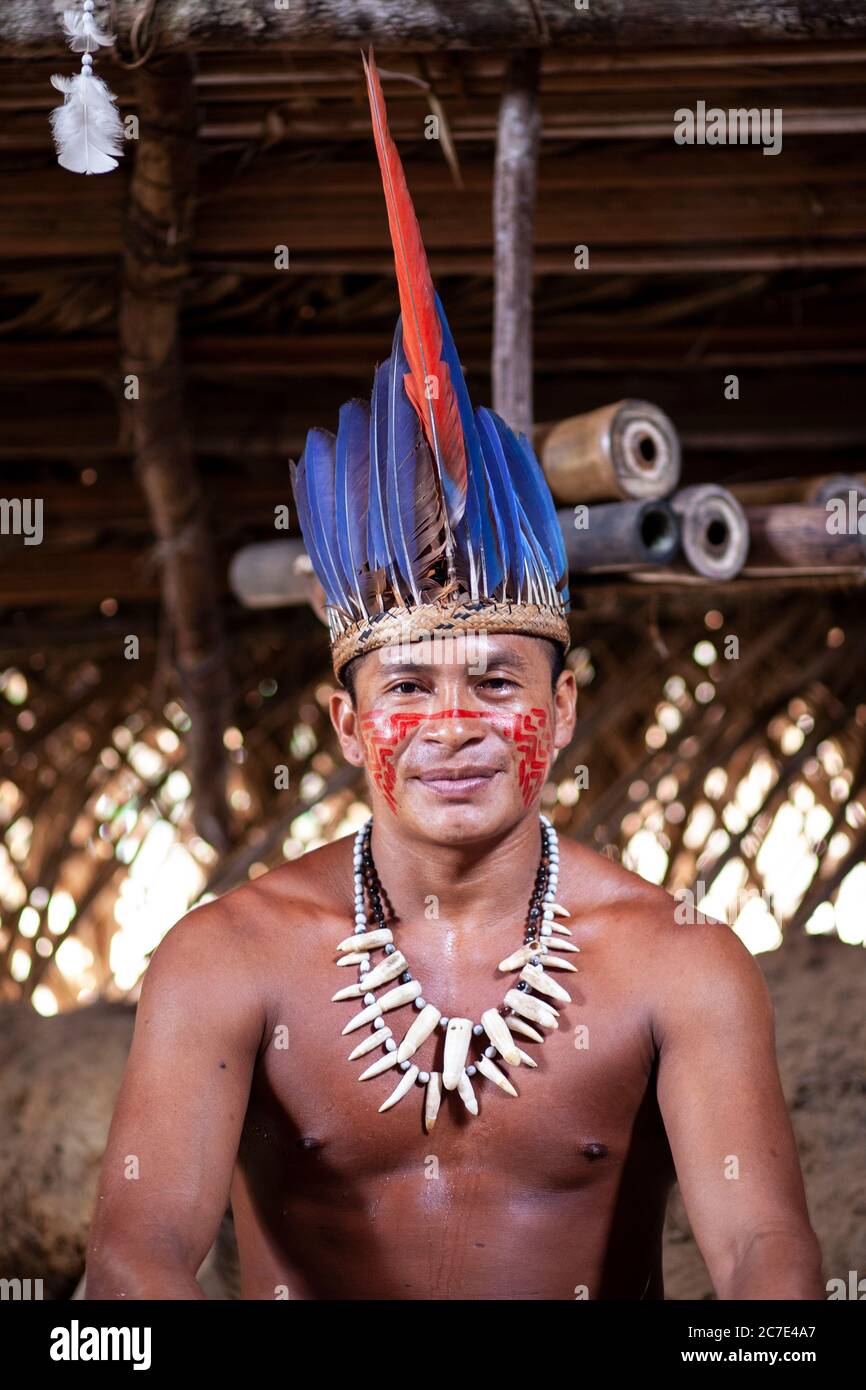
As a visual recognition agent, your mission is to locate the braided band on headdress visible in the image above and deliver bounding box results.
[290,51,570,683]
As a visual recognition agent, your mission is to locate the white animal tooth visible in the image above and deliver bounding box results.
[497,944,540,972]
[476,1054,518,1097]
[336,951,370,967]
[520,964,572,1004]
[347,1028,392,1060]
[378,1063,419,1112]
[397,1003,441,1062]
[332,981,365,1001]
[516,1048,538,1068]
[336,927,393,953]
[504,988,559,1029]
[357,950,407,991]
[481,1008,521,1065]
[443,1017,473,1090]
[550,902,570,917]
[457,1069,478,1115]
[425,1072,442,1132]
[506,1016,544,1043]
[545,936,579,952]
[539,953,578,972]
[358,1051,400,1080]
[550,922,573,936]
[341,980,421,1034]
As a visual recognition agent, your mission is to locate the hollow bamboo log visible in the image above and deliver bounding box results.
[560,499,680,571]
[730,473,866,506]
[671,484,750,580]
[744,504,866,570]
[536,400,680,503]
[229,540,327,619]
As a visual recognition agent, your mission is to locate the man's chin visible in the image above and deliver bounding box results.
[397,782,521,842]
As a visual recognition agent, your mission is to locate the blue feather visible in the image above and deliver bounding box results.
[386,324,429,605]
[485,411,569,604]
[334,398,372,617]
[476,407,525,600]
[293,429,346,610]
[434,292,504,600]
[516,430,569,603]
[368,358,398,596]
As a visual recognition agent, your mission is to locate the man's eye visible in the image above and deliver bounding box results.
[479,677,514,691]
[388,680,425,695]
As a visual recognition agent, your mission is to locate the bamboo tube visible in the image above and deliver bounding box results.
[671,484,750,580]
[560,499,680,571]
[730,473,866,506]
[229,540,328,620]
[536,399,680,503]
[744,504,866,570]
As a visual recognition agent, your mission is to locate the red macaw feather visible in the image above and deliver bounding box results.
[362,48,467,531]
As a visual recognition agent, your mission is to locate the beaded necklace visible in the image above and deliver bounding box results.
[333,814,578,1128]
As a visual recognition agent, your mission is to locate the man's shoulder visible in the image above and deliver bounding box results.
[560,836,756,969]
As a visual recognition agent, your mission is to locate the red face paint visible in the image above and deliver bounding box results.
[359,707,553,813]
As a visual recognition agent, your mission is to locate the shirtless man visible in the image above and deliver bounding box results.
[86,632,824,1300]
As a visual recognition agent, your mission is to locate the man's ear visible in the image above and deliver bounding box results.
[552,667,577,753]
[329,688,366,766]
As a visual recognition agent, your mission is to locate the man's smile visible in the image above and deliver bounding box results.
[415,765,503,798]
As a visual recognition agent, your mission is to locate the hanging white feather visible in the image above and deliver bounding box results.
[50,69,124,175]
[61,8,116,52]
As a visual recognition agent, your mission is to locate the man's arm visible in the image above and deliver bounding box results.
[653,912,824,1299]
[86,900,268,1298]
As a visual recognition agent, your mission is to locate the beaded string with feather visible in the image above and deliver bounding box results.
[50,2,123,176]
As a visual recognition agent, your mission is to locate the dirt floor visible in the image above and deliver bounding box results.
[663,927,866,1298]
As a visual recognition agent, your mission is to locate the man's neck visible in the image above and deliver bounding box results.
[366,811,546,941]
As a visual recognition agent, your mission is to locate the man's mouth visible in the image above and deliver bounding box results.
[415,766,502,798]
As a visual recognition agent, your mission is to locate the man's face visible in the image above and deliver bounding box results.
[330,633,577,846]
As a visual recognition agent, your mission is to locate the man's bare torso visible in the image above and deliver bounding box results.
[226,832,677,1300]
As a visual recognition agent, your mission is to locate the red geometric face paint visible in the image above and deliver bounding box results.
[359,707,553,813]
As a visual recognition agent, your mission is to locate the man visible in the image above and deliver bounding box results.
[86,53,823,1301]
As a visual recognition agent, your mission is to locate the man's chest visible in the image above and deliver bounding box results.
[246,941,664,1191]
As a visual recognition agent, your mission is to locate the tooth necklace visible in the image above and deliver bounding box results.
[333,813,578,1128]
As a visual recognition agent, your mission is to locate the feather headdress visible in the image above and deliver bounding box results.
[290,50,570,680]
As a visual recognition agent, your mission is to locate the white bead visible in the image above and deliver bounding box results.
[484,1045,496,1058]
[373,1017,385,1029]
[417,1070,430,1084]
[385,1038,397,1051]
[466,1064,477,1076]
[414,997,426,1009]
[472,1023,483,1035]
[363,992,375,1005]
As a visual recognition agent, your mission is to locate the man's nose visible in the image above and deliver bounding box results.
[420,709,488,749]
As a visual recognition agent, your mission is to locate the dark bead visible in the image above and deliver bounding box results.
[400,971,412,983]
[516,980,529,991]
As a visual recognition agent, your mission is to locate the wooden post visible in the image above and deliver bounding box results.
[120,54,234,852]
[492,51,540,438]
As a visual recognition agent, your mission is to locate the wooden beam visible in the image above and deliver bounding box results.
[3,140,866,265]
[120,54,234,852]
[5,1,866,54]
